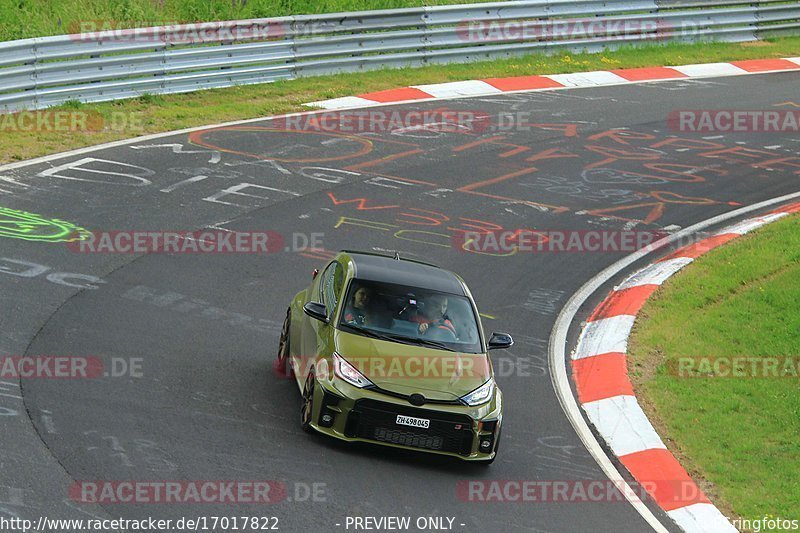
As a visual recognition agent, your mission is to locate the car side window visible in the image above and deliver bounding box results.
[318,262,334,304]
[321,262,344,318]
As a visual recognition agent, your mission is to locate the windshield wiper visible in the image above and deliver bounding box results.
[339,323,397,342]
[383,334,454,351]
[340,324,455,351]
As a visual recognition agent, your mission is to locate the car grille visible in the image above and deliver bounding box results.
[345,399,474,455]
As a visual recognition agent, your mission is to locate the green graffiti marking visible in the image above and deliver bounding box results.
[0,207,90,243]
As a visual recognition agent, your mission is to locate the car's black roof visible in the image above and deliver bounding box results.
[344,251,466,295]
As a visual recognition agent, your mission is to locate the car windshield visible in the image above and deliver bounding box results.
[337,278,483,354]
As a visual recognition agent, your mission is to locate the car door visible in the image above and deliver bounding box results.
[299,260,343,378]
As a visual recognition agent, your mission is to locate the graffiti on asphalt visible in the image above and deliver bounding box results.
[0,207,89,243]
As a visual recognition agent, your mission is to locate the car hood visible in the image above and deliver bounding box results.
[333,329,491,401]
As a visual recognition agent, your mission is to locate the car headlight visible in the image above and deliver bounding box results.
[460,378,495,406]
[333,352,373,388]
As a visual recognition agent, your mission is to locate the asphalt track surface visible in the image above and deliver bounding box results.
[1,72,799,533]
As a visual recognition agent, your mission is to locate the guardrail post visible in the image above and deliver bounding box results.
[162,32,169,96]
[421,6,431,66]
[288,16,298,80]
[29,40,39,111]
[753,0,763,40]
[545,4,552,55]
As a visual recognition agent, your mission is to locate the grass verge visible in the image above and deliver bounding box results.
[0,0,496,42]
[0,36,799,165]
[628,213,800,520]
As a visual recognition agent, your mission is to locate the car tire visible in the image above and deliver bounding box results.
[275,308,294,378]
[300,371,316,434]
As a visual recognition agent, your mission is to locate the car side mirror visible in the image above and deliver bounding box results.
[303,302,329,323]
[312,268,319,280]
[488,332,514,350]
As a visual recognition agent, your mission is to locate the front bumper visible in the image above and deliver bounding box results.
[307,375,503,461]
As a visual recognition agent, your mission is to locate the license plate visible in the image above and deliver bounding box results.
[396,415,430,429]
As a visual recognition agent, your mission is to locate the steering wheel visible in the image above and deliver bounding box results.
[424,322,457,342]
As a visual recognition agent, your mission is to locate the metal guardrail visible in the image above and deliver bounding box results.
[0,0,798,112]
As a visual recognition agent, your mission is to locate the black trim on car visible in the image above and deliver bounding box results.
[370,385,464,406]
[344,399,474,455]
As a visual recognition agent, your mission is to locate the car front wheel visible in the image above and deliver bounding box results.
[300,371,316,433]
[274,308,294,378]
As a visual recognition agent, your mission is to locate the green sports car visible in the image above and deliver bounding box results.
[276,250,513,463]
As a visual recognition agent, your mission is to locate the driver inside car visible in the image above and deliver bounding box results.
[411,294,457,339]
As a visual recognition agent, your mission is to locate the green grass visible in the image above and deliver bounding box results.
[628,213,800,519]
[0,0,497,41]
[1,35,799,165]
